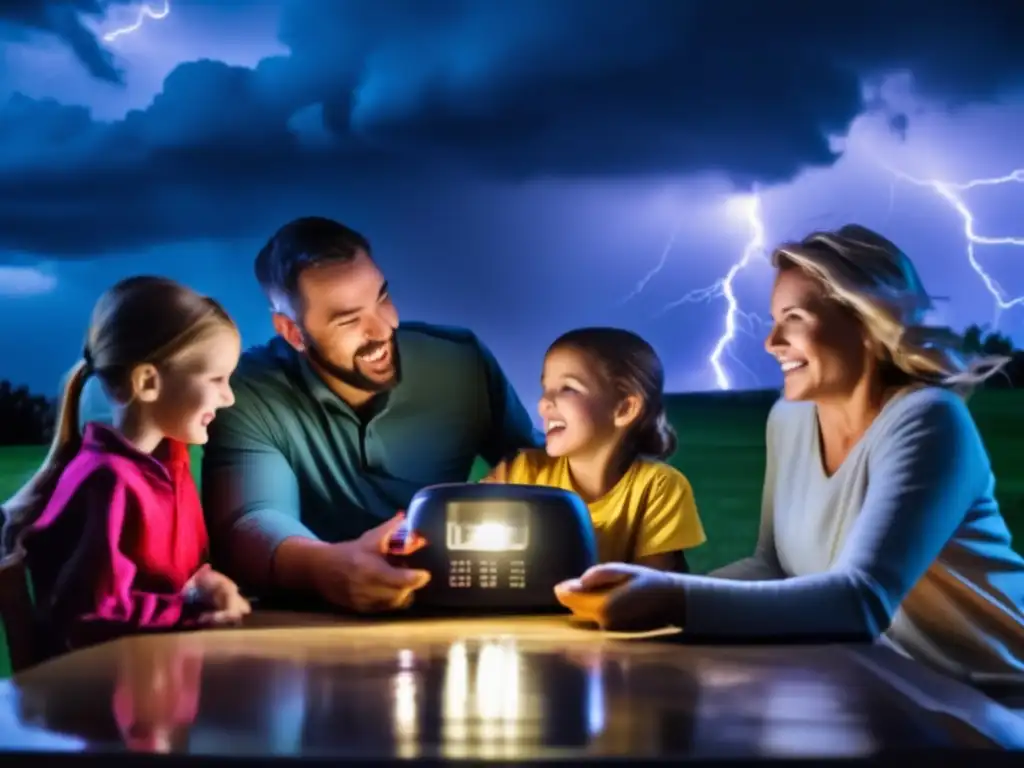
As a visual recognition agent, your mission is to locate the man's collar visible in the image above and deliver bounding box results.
[295,352,394,421]
[297,354,357,417]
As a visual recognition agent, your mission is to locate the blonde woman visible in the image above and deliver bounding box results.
[555,224,1024,685]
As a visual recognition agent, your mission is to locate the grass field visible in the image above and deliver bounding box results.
[0,388,1021,677]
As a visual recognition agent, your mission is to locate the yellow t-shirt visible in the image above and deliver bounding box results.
[488,449,706,563]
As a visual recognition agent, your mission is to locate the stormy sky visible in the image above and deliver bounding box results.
[1,0,1022,410]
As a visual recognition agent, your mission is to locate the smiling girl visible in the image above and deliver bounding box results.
[2,276,251,657]
[484,327,706,571]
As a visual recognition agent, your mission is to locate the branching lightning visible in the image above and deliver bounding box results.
[102,0,170,42]
[678,195,766,390]
[620,227,679,305]
[626,162,1023,392]
[883,166,1024,320]
[640,194,768,390]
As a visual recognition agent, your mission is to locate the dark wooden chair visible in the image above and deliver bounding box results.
[0,549,39,674]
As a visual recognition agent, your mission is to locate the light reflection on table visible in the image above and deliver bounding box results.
[0,613,1018,759]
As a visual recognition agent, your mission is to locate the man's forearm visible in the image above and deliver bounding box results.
[215,509,321,590]
[271,536,335,592]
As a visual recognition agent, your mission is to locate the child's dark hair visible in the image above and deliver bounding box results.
[547,327,677,461]
[1,276,237,555]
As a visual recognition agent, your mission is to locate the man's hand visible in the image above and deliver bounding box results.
[554,563,687,631]
[308,513,431,613]
[185,565,253,626]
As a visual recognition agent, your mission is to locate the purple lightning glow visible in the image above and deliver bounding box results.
[885,167,1024,317]
[620,227,679,305]
[102,0,170,43]
[640,164,1024,391]
[684,195,767,390]
[647,194,768,390]
[710,196,768,390]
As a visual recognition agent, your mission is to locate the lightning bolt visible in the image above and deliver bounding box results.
[883,166,1024,320]
[654,194,768,390]
[619,227,679,305]
[694,167,1024,389]
[102,0,170,42]
[705,195,767,389]
[622,155,1024,393]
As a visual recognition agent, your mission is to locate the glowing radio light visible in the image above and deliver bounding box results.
[466,522,512,551]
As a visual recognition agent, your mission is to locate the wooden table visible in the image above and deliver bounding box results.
[0,610,1021,764]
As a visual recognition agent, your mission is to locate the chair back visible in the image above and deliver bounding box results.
[0,550,38,674]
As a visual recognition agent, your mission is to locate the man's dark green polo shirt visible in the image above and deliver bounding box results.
[201,322,542,587]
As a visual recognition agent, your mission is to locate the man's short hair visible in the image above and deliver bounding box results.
[255,217,372,314]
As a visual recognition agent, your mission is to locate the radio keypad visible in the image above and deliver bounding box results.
[449,559,472,588]
[510,560,526,589]
[478,560,499,588]
[447,559,527,588]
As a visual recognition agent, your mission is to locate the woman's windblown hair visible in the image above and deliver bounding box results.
[772,224,1010,396]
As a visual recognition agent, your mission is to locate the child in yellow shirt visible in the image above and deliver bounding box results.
[484,327,705,571]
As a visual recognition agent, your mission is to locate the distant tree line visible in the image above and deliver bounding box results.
[0,323,1021,445]
[0,380,56,446]
[961,324,1023,389]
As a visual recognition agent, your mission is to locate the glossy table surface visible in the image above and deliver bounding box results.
[0,610,1022,761]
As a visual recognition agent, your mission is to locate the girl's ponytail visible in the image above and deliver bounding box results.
[631,407,678,461]
[1,359,91,555]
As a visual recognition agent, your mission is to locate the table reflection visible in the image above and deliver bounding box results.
[392,649,418,757]
[440,640,523,757]
[112,641,203,752]
[388,638,604,758]
[5,621,997,758]
[685,657,882,757]
[15,639,204,752]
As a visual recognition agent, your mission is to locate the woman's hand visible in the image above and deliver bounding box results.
[554,563,687,631]
[184,565,252,626]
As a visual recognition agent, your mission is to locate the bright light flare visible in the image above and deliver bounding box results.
[466,522,512,552]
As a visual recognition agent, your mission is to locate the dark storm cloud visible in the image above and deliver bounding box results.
[276,0,1024,175]
[0,0,134,83]
[0,0,1023,256]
